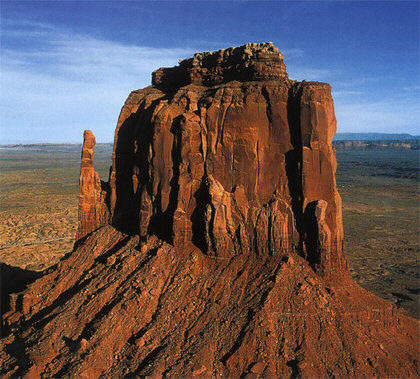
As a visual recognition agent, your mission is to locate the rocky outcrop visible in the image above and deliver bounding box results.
[76,130,110,241]
[1,43,418,378]
[152,42,287,90]
[108,44,346,280]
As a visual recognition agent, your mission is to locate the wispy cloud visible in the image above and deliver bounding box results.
[288,67,338,81]
[332,75,419,133]
[3,18,57,31]
[0,20,318,142]
[282,48,304,60]
[403,85,420,92]
[1,19,195,143]
[335,99,420,134]
[2,21,193,83]
[335,77,383,88]
[0,20,197,143]
[1,19,418,142]
[332,90,364,98]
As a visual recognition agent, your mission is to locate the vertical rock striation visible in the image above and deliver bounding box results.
[107,42,346,280]
[1,43,418,378]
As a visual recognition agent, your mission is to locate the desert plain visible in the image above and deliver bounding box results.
[0,143,418,318]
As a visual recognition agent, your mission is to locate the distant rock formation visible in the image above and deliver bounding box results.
[334,132,419,141]
[1,43,418,378]
[333,139,419,150]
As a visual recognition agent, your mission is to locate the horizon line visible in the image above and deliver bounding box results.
[1,132,419,146]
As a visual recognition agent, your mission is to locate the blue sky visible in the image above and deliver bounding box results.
[1,0,419,143]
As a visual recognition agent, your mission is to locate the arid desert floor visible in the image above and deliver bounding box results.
[0,144,418,318]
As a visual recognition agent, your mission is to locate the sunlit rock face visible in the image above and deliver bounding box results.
[1,43,418,379]
[108,42,346,280]
[76,130,110,242]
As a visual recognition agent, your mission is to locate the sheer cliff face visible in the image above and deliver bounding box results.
[2,43,418,379]
[107,42,346,279]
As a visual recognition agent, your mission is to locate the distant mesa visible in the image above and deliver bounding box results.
[334,132,419,141]
[333,140,419,151]
[333,133,420,150]
[1,43,418,378]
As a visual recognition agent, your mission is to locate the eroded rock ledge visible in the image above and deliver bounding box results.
[152,42,288,90]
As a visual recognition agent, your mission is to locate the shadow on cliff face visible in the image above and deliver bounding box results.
[302,201,322,269]
[113,110,140,234]
[1,263,42,315]
[113,97,160,235]
[148,115,184,244]
[190,177,212,254]
[285,83,304,256]
[113,95,184,244]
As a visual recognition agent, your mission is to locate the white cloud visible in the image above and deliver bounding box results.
[0,20,314,143]
[2,19,418,142]
[4,19,55,28]
[1,20,195,143]
[403,85,420,92]
[335,77,383,88]
[331,76,419,133]
[332,90,364,98]
[288,67,338,81]
[282,48,304,59]
[335,99,420,134]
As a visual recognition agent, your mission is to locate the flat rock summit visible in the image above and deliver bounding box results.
[1,43,418,378]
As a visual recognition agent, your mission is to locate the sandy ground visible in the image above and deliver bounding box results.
[1,146,418,318]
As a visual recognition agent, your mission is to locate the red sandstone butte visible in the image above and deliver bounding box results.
[1,43,418,378]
